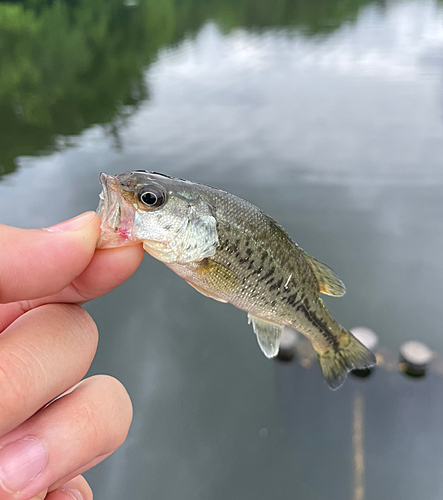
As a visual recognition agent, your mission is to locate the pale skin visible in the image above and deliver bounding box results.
[0,212,145,500]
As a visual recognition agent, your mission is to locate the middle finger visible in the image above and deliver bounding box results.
[0,244,144,333]
[0,303,98,436]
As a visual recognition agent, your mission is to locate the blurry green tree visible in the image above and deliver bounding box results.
[0,0,177,175]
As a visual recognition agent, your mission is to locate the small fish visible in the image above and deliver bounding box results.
[96,171,376,389]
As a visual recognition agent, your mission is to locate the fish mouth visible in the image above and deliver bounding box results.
[96,173,137,249]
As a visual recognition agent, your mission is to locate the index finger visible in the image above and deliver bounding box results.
[0,244,145,332]
[0,212,100,304]
[0,214,145,331]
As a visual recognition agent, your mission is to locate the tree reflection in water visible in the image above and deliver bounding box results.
[0,0,382,177]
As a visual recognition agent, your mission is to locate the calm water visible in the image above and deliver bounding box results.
[1,0,443,498]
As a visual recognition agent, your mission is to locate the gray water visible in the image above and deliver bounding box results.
[1,0,443,498]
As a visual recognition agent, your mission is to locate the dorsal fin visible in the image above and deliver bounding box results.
[302,253,346,297]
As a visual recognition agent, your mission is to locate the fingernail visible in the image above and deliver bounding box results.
[61,488,83,500]
[45,212,96,232]
[0,438,47,493]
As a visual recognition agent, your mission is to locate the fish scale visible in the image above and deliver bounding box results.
[96,170,376,389]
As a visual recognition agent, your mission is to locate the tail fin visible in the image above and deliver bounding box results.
[318,330,376,390]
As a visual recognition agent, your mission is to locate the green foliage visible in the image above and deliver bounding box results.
[0,0,381,177]
[0,0,175,175]
[210,0,384,34]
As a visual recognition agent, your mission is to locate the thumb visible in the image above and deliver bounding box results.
[0,212,101,304]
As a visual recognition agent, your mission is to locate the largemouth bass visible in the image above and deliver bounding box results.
[96,171,376,389]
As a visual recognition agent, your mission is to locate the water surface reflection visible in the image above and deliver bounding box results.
[1,0,443,499]
[0,0,379,176]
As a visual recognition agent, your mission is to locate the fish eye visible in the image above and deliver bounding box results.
[137,184,167,210]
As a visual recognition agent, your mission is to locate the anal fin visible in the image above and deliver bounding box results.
[248,314,283,358]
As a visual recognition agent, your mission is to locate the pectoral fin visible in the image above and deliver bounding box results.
[248,314,283,358]
[185,281,228,303]
[166,258,237,304]
[302,253,346,297]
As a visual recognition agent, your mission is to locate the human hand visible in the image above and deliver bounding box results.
[0,212,145,500]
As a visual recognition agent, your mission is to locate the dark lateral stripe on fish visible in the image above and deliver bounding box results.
[297,302,340,351]
[268,278,284,292]
[238,248,254,264]
[257,267,275,283]
[284,293,299,306]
